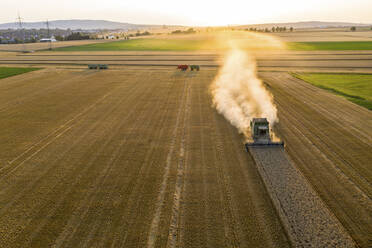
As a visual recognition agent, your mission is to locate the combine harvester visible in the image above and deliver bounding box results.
[245,118,283,150]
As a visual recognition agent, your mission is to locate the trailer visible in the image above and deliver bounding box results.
[177,65,188,71]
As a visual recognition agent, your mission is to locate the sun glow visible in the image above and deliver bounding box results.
[1,0,372,25]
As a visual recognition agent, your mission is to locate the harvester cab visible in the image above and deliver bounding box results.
[245,118,284,150]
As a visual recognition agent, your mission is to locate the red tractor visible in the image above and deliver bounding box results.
[177,65,188,71]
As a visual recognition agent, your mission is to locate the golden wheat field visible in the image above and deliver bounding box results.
[0,30,371,247]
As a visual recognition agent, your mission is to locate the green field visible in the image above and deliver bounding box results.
[53,38,372,52]
[0,67,40,79]
[54,39,208,51]
[287,41,372,51]
[292,73,372,110]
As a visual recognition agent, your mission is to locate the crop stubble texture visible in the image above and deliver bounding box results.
[249,146,355,247]
[0,68,290,247]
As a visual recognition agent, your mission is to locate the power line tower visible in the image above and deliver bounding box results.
[16,12,26,52]
[45,19,52,50]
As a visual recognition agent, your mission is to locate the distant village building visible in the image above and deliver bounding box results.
[40,37,57,42]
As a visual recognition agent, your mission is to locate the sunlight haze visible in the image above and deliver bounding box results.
[1,0,372,25]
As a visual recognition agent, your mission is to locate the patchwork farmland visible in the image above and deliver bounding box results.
[0,30,371,248]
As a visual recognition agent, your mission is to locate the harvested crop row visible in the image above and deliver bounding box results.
[249,146,355,248]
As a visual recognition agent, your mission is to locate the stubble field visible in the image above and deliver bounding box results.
[0,68,291,248]
[0,30,371,247]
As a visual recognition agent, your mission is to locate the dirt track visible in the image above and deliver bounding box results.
[1,51,372,71]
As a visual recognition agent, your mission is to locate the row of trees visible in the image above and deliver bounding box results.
[350,26,372,31]
[171,28,196,34]
[54,32,91,41]
[245,26,294,33]
[129,31,151,37]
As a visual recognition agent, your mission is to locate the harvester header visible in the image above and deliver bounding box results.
[245,118,284,150]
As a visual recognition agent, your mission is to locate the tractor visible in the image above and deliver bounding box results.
[190,65,200,71]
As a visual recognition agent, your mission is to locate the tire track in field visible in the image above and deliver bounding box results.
[179,74,214,247]
[105,72,183,248]
[104,72,180,248]
[166,72,193,248]
[146,72,189,248]
[193,82,209,247]
[102,70,178,247]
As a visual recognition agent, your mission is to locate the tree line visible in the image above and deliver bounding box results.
[244,26,294,33]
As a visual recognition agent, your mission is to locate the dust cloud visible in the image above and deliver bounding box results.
[210,39,280,137]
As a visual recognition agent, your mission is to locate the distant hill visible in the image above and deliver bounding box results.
[0,19,163,30]
[0,20,370,31]
[237,21,371,29]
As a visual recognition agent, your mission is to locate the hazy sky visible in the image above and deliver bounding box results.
[1,0,372,25]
